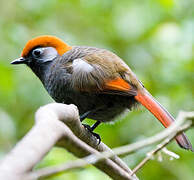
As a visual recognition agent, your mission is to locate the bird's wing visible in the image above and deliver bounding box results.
[70,49,140,96]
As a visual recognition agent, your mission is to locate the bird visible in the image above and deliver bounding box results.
[11,35,192,150]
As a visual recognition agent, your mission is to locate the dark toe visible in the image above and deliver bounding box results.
[82,124,101,144]
[92,132,101,144]
[82,124,91,130]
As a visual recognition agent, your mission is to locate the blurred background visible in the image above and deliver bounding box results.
[0,0,194,179]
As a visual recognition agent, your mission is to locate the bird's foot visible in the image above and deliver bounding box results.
[82,124,101,144]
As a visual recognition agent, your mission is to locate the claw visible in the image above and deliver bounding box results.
[82,124,101,144]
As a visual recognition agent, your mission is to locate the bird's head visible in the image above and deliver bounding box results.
[11,35,72,66]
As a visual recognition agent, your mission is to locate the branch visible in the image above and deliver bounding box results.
[29,111,194,178]
[0,103,138,180]
[130,111,194,175]
[131,119,192,175]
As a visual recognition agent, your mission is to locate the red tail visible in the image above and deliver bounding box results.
[135,90,193,151]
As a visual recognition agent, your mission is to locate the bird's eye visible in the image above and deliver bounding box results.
[30,47,57,63]
[32,48,43,58]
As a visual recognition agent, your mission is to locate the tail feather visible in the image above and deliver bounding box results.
[135,90,193,151]
[176,134,193,151]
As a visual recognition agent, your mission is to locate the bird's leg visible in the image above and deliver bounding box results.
[80,109,102,144]
[80,106,105,122]
[82,121,101,144]
[80,111,91,122]
[91,121,101,131]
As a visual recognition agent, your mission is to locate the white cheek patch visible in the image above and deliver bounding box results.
[72,59,94,73]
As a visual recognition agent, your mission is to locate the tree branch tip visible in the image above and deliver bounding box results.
[157,151,163,162]
[178,111,194,122]
[162,147,180,160]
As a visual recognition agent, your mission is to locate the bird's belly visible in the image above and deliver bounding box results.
[87,105,128,122]
[55,92,137,122]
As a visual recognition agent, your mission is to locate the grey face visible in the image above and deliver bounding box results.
[11,47,58,65]
[30,47,58,64]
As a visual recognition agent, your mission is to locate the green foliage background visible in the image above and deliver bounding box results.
[0,0,194,179]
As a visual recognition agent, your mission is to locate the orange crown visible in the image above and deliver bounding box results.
[21,35,72,57]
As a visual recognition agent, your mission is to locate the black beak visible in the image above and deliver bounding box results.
[11,57,27,65]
